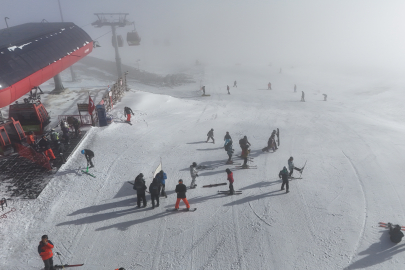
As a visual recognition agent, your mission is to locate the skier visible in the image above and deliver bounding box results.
[156,170,167,197]
[233,80,237,87]
[288,156,302,177]
[227,85,230,94]
[269,130,278,151]
[388,223,404,244]
[202,86,206,95]
[72,117,81,138]
[206,128,215,143]
[124,106,134,122]
[149,177,161,209]
[279,166,289,193]
[239,136,251,153]
[189,162,199,188]
[38,235,54,270]
[268,82,272,90]
[175,179,190,210]
[133,173,147,207]
[294,84,297,92]
[81,149,95,168]
[225,140,234,164]
[224,131,232,146]
[323,94,327,101]
[241,144,250,168]
[226,168,235,195]
[38,135,56,161]
[301,91,305,102]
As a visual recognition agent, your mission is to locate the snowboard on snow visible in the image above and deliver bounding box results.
[54,264,84,269]
[202,94,211,97]
[167,208,197,212]
[218,190,242,195]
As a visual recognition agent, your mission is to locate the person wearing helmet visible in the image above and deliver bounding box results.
[189,162,199,188]
[81,149,95,168]
[225,168,234,195]
[38,135,56,161]
[239,135,251,152]
[156,170,167,198]
[279,166,290,193]
[206,128,214,143]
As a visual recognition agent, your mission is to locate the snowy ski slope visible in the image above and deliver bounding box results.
[1,63,405,269]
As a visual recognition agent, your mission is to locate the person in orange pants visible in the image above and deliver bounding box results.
[124,107,134,122]
[175,179,190,210]
[38,135,56,161]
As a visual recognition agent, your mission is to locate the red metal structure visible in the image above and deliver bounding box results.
[0,22,93,108]
[9,102,50,134]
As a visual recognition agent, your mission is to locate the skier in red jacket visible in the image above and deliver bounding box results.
[38,235,54,270]
[226,168,235,195]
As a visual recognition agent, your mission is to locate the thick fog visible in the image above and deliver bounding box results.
[2,0,405,73]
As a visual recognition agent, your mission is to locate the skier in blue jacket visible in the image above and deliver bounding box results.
[156,170,167,197]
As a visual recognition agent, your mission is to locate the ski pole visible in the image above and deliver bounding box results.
[56,252,65,269]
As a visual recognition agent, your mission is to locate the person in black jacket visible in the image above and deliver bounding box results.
[72,118,81,138]
[38,135,56,161]
[388,223,404,244]
[206,128,214,143]
[279,166,290,193]
[175,179,190,210]
[124,107,134,122]
[81,149,94,168]
[133,173,147,207]
[149,177,161,209]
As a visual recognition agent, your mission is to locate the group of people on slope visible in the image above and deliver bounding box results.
[133,170,167,209]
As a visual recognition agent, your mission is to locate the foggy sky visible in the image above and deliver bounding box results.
[2,0,405,70]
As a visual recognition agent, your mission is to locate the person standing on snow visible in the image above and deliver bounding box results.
[38,235,54,270]
[72,117,81,138]
[239,136,251,153]
[233,80,237,87]
[323,94,327,101]
[224,131,232,146]
[175,179,190,210]
[268,82,272,90]
[149,177,161,209]
[269,130,278,152]
[226,168,235,195]
[124,106,134,122]
[206,128,215,143]
[227,85,230,94]
[301,91,305,102]
[190,162,199,188]
[388,223,404,244]
[225,140,234,164]
[133,173,147,207]
[279,166,290,193]
[294,84,297,92]
[288,156,302,177]
[156,170,167,197]
[81,149,94,168]
[202,86,206,95]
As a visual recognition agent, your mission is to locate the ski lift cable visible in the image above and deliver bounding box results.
[93,30,112,41]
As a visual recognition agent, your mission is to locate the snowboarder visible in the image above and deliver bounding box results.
[175,179,190,210]
[233,80,237,87]
[301,91,305,102]
[279,166,289,193]
[225,140,234,164]
[323,94,327,101]
[38,135,56,161]
[294,84,297,92]
[227,85,230,94]
[226,168,235,195]
[124,106,134,122]
[38,235,54,270]
[156,170,167,197]
[388,223,404,244]
[72,117,81,138]
[224,131,232,146]
[202,86,206,95]
[190,162,199,188]
[268,82,272,90]
[206,128,215,143]
[288,156,302,177]
[81,149,94,168]
[133,173,147,207]
[149,177,161,209]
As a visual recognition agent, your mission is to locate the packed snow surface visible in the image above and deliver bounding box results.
[1,63,405,270]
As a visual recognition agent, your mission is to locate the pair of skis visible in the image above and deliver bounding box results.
[54,264,84,269]
[379,222,405,231]
[218,190,242,195]
[167,208,197,212]
[81,166,95,178]
[203,183,227,188]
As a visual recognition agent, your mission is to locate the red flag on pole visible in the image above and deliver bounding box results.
[88,95,95,115]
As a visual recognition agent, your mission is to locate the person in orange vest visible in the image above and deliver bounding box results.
[26,131,36,146]
[38,235,54,270]
[38,135,56,161]
[175,179,190,210]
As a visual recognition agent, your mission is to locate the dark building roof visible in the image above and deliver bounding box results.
[0,22,92,89]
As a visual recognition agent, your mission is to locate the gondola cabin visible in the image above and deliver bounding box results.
[127,31,141,46]
[9,102,50,134]
[0,117,27,156]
